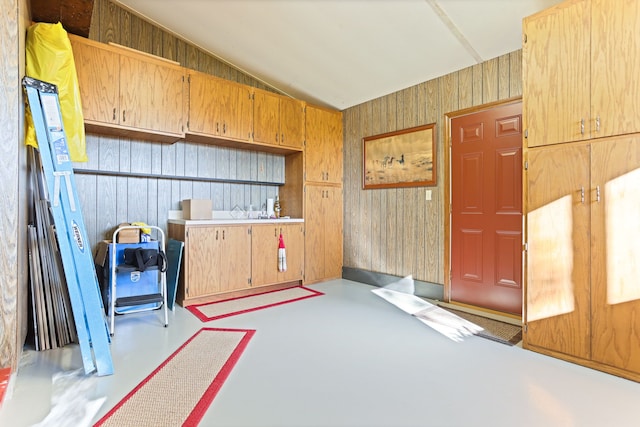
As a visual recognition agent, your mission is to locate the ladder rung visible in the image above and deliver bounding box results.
[115,293,163,307]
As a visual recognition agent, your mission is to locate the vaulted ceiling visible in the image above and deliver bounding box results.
[33,0,564,110]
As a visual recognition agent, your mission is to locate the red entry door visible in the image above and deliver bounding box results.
[450,102,523,315]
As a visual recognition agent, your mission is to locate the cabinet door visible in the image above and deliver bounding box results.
[251,225,280,286]
[305,105,329,183]
[223,82,253,141]
[220,226,252,292]
[323,186,343,279]
[253,89,280,145]
[280,224,304,282]
[523,0,590,147]
[304,185,325,283]
[70,36,119,125]
[525,144,591,359]
[188,72,225,135]
[119,54,184,135]
[590,136,640,373]
[186,227,221,297]
[591,0,640,138]
[279,97,305,149]
[323,111,343,184]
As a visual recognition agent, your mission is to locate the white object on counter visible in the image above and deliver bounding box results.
[267,198,275,217]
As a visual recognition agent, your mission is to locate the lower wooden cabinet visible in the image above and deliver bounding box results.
[168,221,304,305]
[251,223,304,287]
[304,184,343,284]
[525,135,640,381]
[168,223,251,304]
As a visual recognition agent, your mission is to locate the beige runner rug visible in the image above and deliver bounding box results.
[94,328,254,427]
[187,286,323,322]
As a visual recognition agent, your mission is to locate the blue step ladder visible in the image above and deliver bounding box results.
[23,76,114,376]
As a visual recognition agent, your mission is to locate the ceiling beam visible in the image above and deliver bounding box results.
[30,0,95,37]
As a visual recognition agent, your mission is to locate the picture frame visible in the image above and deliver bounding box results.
[362,123,436,189]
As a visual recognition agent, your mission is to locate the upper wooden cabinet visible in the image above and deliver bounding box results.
[69,34,185,143]
[253,88,305,150]
[305,105,343,184]
[523,0,640,147]
[186,70,253,144]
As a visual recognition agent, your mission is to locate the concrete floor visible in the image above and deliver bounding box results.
[1,279,640,426]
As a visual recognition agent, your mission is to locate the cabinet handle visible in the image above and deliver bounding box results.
[222,230,225,240]
[282,133,285,143]
[216,122,219,133]
[274,228,277,237]
[580,186,585,203]
[112,108,116,121]
[596,185,601,203]
[216,230,219,240]
[580,118,584,135]
[223,123,226,134]
[596,115,600,133]
[123,110,126,122]
[276,133,279,142]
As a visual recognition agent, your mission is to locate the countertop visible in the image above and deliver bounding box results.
[168,209,303,225]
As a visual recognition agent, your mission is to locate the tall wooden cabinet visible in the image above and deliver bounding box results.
[69,34,185,142]
[304,105,343,284]
[523,0,640,382]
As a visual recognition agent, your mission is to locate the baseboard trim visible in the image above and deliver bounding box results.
[342,267,444,300]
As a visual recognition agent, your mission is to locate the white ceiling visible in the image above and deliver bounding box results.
[114,0,562,110]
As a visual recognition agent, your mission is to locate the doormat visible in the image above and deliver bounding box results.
[187,286,324,322]
[439,307,522,346]
[94,328,254,427]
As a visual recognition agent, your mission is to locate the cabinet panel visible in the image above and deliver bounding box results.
[252,224,304,287]
[219,226,252,292]
[304,185,343,283]
[186,227,222,298]
[120,54,184,134]
[253,90,280,145]
[279,97,305,149]
[305,105,343,184]
[523,0,590,147]
[188,71,252,142]
[590,136,640,373]
[525,143,591,359]
[591,0,640,138]
[70,36,119,125]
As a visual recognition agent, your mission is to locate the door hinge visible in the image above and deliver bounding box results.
[524,129,528,138]
[248,228,252,235]
[187,75,191,83]
[524,34,527,44]
[248,278,252,285]
[523,242,528,252]
[523,324,528,333]
[524,160,528,170]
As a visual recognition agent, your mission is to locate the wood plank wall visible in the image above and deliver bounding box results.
[343,51,522,285]
[1,0,29,371]
[74,0,287,249]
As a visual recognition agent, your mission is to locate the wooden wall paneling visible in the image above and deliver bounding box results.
[127,176,148,222]
[401,86,419,276]
[369,97,383,272]
[197,143,214,177]
[185,44,199,70]
[156,178,172,230]
[97,175,117,239]
[342,107,356,267]
[236,150,251,181]
[424,79,440,283]
[211,182,224,210]
[118,6,130,47]
[360,102,373,270]
[130,14,152,53]
[98,0,119,44]
[509,50,523,97]
[162,32,177,62]
[472,63,483,106]
[482,57,499,103]
[458,66,473,110]
[99,134,120,171]
[146,177,159,230]
[88,0,99,40]
[151,26,163,57]
[384,93,399,275]
[116,175,128,222]
[150,142,162,175]
[498,53,511,100]
[130,140,152,174]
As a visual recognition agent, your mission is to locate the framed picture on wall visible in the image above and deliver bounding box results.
[362,123,436,189]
